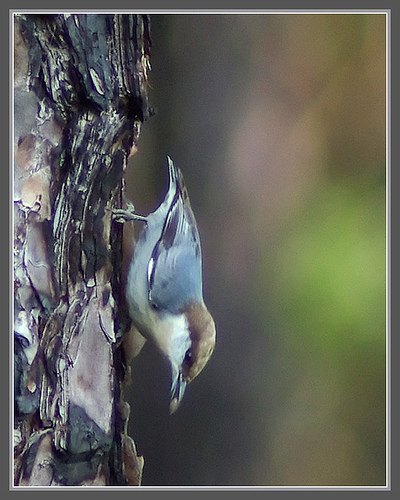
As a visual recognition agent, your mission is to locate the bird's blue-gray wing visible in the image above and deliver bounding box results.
[148,193,203,314]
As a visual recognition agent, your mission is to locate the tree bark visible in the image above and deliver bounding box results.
[13,13,151,486]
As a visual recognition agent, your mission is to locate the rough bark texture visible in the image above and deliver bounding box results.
[13,13,151,486]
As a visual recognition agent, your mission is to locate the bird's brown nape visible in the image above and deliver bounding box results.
[182,301,216,382]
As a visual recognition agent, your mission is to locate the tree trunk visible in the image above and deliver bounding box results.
[13,13,151,486]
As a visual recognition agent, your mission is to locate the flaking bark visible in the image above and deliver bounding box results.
[13,13,151,486]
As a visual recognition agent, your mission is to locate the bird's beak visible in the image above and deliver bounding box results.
[170,369,187,414]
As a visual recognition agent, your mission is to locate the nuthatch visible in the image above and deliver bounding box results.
[114,156,216,413]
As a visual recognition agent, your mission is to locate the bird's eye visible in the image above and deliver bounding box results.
[150,301,160,311]
[184,349,193,367]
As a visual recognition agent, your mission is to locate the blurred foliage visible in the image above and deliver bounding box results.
[126,12,387,487]
[270,178,385,350]
[261,176,386,485]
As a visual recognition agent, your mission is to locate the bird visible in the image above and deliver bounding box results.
[113,156,216,413]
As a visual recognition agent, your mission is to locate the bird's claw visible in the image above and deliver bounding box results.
[112,202,146,223]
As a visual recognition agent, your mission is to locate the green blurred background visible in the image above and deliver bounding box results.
[125,13,387,486]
